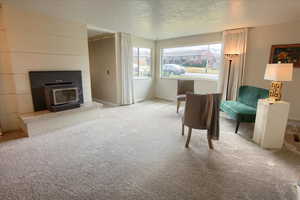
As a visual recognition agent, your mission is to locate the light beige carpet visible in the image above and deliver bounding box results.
[0,100,299,200]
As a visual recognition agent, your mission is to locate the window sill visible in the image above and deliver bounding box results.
[134,77,152,80]
[160,77,219,82]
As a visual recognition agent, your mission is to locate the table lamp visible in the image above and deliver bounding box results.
[264,63,293,101]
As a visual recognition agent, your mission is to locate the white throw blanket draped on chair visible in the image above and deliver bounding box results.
[120,32,135,105]
[218,28,248,100]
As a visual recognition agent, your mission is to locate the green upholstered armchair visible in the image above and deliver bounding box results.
[220,85,269,133]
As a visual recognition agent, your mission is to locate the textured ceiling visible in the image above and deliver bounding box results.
[2,0,300,40]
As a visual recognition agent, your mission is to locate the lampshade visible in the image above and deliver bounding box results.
[264,63,293,81]
[224,52,239,59]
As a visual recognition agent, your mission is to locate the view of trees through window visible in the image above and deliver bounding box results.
[133,47,151,78]
[161,44,222,79]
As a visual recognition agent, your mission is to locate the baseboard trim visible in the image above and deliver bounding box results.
[153,97,175,102]
[134,96,156,103]
[93,98,120,107]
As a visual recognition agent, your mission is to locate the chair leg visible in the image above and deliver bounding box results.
[176,101,181,113]
[207,134,214,149]
[182,124,185,136]
[235,120,240,134]
[185,127,192,148]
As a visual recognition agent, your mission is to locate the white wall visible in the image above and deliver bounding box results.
[155,32,222,101]
[131,35,155,102]
[244,21,300,120]
[88,35,118,104]
[0,4,92,131]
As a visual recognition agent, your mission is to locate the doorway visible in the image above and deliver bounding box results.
[87,28,119,105]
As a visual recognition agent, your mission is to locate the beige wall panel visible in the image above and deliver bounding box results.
[0,113,19,131]
[9,53,89,73]
[0,29,9,52]
[0,74,15,94]
[0,52,13,73]
[2,4,87,39]
[16,94,34,114]
[6,33,88,56]
[0,94,17,114]
[13,74,30,94]
[81,68,92,103]
[0,4,92,132]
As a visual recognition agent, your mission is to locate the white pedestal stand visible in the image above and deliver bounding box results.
[253,99,290,149]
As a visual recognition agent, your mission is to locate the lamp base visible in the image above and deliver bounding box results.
[268,81,283,101]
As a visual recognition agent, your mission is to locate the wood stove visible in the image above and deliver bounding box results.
[29,71,84,112]
[44,81,80,112]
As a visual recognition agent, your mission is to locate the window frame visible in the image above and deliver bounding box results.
[159,42,222,81]
[133,47,153,80]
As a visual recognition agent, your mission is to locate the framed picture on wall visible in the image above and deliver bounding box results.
[269,44,300,68]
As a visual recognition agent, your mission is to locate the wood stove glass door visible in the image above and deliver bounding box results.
[52,87,79,105]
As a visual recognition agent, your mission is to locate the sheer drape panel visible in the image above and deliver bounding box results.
[218,28,248,100]
[120,32,134,105]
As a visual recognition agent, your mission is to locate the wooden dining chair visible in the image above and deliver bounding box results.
[181,93,221,149]
[176,80,194,113]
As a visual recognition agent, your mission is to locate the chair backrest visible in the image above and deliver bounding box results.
[237,85,269,108]
[184,93,221,130]
[177,80,194,95]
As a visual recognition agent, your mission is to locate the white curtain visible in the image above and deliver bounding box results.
[120,32,135,105]
[218,28,248,100]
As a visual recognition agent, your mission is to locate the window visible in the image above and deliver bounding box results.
[133,47,152,79]
[160,43,222,80]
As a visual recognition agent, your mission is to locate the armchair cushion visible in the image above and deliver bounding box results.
[220,85,269,123]
[220,101,256,122]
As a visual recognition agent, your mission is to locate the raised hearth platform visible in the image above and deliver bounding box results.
[19,102,102,137]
